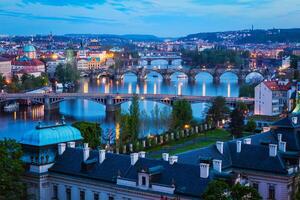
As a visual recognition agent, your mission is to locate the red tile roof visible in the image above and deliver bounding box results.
[12,59,44,66]
[264,81,291,91]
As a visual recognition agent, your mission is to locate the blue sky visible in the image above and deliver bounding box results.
[0,0,299,37]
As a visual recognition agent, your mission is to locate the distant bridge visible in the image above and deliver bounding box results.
[83,66,269,84]
[0,93,254,112]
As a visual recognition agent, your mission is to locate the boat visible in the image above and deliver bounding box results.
[152,75,158,78]
[4,102,19,112]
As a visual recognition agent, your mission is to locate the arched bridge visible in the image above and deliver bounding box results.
[88,66,269,84]
[0,93,254,112]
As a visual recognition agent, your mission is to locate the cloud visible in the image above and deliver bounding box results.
[0,9,115,24]
[21,0,106,8]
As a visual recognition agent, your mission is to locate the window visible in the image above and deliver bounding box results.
[142,176,146,186]
[80,190,85,200]
[53,185,58,199]
[66,188,71,200]
[268,185,276,200]
[94,193,99,200]
[252,182,259,191]
[108,196,114,200]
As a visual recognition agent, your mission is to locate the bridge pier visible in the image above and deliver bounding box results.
[106,104,121,113]
[44,97,59,112]
[105,96,121,114]
[213,76,220,85]
[162,74,171,82]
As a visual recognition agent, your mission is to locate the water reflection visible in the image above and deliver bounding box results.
[0,72,242,140]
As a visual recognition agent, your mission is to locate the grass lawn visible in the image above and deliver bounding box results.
[146,129,234,158]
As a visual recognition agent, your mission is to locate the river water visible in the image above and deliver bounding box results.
[0,71,245,140]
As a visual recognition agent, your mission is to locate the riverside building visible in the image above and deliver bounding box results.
[21,114,300,200]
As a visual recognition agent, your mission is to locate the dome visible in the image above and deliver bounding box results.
[20,123,83,146]
[23,44,36,52]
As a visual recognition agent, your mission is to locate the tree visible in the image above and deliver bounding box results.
[229,106,245,138]
[245,119,257,133]
[206,96,229,126]
[129,95,140,140]
[55,63,79,85]
[0,74,6,90]
[72,122,102,149]
[119,95,140,144]
[202,180,262,200]
[231,183,262,200]
[0,139,25,200]
[171,99,193,129]
[202,180,230,200]
[239,84,255,98]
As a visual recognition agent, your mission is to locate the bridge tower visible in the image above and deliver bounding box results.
[213,70,221,85]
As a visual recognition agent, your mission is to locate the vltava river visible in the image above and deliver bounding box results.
[0,71,244,140]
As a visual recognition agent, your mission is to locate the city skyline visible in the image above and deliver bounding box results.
[0,0,300,37]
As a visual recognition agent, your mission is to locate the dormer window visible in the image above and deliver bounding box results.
[142,176,146,186]
[138,173,149,188]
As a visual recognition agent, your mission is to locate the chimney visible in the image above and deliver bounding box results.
[269,144,278,157]
[236,140,242,153]
[169,156,178,165]
[213,159,222,173]
[162,153,169,161]
[277,134,282,142]
[83,143,89,161]
[67,141,75,148]
[58,143,66,155]
[138,151,146,158]
[279,141,286,152]
[243,138,251,145]
[200,163,210,178]
[130,153,139,165]
[216,141,224,154]
[99,149,106,164]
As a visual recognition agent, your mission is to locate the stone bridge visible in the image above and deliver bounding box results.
[85,66,269,84]
[0,93,254,112]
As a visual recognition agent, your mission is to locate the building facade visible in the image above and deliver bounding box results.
[254,80,295,116]
[0,56,12,80]
[21,114,300,200]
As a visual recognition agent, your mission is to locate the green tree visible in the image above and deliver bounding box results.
[129,95,140,140]
[239,84,255,98]
[229,106,245,138]
[202,180,261,200]
[72,122,102,149]
[55,63,79,85]
[245,119,257,133]
[119,95,140,144]
[206,96,229,126]
[171,99,193,129]
[202,180,230,200]
[0,74,6,90]
[231,183,262,200]
[0,139,25,200]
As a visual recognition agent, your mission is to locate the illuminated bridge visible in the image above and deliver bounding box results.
[0,93,254,112]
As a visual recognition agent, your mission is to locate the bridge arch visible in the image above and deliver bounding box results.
[170,71,188,81]
[245,71,264,84]
[195,71,214,82]
[219,71,238,82]
[150,59,169,66]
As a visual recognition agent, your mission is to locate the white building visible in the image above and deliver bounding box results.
[254,80,295,116]
[0,56,12,80]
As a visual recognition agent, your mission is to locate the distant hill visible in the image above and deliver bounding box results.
[180,28,300,44]
[64,34,163,42]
